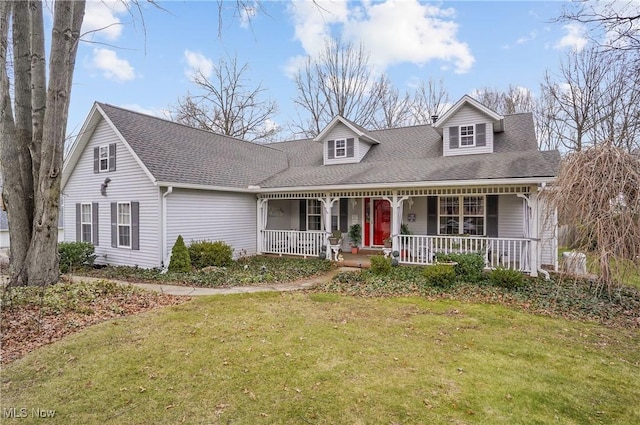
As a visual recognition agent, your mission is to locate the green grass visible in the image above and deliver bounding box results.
[2,293,639,424]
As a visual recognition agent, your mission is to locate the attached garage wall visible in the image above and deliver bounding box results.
[166,189,257,260]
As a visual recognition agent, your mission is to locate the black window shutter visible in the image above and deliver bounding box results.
[108,143,116,171]
[327,140,335,159]
[339,198,349,232]
[449,126,459,149]
[486,195,499,237]
[76,203,81,241]
[476,123,486,147]
[427,196,438,235]
[93,147,99,173]
[92,202,99,246]
[111,202,117,247]
[346,138,354,158]
[299,200,307,231]
[131,202,140,250]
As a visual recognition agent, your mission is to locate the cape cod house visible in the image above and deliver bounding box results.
[61,95,560,276]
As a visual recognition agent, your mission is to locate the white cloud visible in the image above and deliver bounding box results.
[120,104,160,117]
[555,23,588,51]
[287,0,474,74]
[184,50,214,80]
[91,48,135,81]
[82,0,129,41]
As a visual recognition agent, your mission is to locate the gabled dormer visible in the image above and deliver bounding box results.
[314,116,380,165]
[434,95,504,157]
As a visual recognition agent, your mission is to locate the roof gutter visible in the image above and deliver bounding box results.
[154,181,256,193]
[254,177,557,194]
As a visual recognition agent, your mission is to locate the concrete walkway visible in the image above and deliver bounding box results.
[70,266,355,296]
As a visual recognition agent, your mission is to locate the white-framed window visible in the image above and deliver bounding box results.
[81,203,92,243]
[99,145,109,171]
[117,202,131,248]
[334,139,346,158]
[460,125,475,146]
[439,196,485,235]
[307,199,322,231]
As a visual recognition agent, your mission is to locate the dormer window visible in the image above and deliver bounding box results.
[460,126,474,146]
[335,139,347,158]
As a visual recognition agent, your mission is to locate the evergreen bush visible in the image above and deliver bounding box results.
[58,241,96,273]
[422,264,456,288]
[435,252,485,282]
[488,267,525,289]
[369,255,392,275]
[188,240,233,268]
[169,235,192,272]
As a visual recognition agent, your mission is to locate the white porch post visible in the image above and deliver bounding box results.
[319,195,338,259]
[383,192,408,252]
[257,198,268,255]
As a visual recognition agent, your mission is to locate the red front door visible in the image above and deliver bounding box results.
[373,199,391,246]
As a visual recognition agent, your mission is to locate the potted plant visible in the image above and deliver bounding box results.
[328,230,342,245]
[348,224,362,254]
[383,236,392,248]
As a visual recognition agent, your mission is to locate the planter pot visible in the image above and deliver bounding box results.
[351,247,359,254]
[328,237,339,245]
[383,241,392,248]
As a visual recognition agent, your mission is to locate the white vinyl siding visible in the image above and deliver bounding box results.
[165,189,257,261]
[443,104,494,156]
[538,196,558,268]
[498,195,524,238]
[265,199,296,230]
[63,118,161,268]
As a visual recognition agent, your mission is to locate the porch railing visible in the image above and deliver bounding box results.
[261,230,326,258]
[398,235,531,272]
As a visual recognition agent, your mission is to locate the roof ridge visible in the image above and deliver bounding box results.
[96,102,286,153]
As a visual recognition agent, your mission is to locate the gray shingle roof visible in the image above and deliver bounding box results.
[97,104,559,190]
[98,103,289,189]
[261,113,560,188]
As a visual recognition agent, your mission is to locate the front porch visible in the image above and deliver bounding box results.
[256,184,556,277]
[260,230,532,272]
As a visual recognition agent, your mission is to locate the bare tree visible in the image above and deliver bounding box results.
[539,46,639,152]
[370,75,412,130]
[1,0,85,287]
[170,57,279,143]
[539,46,610,152]
[544,143,640,292]
[291,39,383,137]
[473,85,535,115]
[557,0,640,52]
[411,78,450,125]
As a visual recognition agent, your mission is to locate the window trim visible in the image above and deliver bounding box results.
[117,202,132,248]
[306,199,322,231]
[460,125,475,147]
[438,195,486,236]
[334,139,347,158]
[99,145,109,172]
[80,203,92,243]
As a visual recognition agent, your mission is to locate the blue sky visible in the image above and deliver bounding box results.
[67,0,587,140]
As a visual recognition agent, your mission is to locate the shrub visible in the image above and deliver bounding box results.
[58,241,96,273]
[369,255,392,275]
[435,252,485,282]
[169,235,191,272]
[422,264,456,288]
[188,240,233,269]
[489,267,525,289]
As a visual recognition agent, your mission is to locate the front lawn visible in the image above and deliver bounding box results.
[2,292,639,424]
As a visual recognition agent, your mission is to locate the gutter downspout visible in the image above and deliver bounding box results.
[161,186,173,272]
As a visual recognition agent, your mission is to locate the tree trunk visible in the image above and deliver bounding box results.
[24,0,84,286]
[1,0,85,287]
